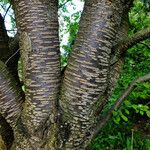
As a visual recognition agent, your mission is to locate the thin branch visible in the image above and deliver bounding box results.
[5,49,19,65]
[111,28,150,66]
[146,101,150,106]
[0,4,5,11]
[114,28,150,55]
[91,72,150,140]
[3,4,11,20]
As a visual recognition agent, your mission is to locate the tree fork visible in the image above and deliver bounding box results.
[0,0,149,149]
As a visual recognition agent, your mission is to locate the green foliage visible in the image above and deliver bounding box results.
[129,0,150,34]
[111,38,150,124]
[89,121,149,150]
[58,0,84,67]
[109,0,150,126]
[112,79,150,124]
[0,0,10,4]
[145,139,150,150]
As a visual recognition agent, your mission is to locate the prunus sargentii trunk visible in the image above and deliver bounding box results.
[0,0,137,149]
[11,0,61,149]
[60,0,133,149]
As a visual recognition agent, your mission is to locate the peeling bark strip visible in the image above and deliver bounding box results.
[60,0,132,149]
[12,0,61,148]
[0,61,23,128]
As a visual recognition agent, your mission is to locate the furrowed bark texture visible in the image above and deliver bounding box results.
[12,0,61,149]
[60,0,132,149]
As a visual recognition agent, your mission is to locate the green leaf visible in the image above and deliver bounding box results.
[124,100,132,107]
[120,112,128,122]
[125,109,130,115]
[126,138,131,150]
[121,115,128,122]
[109,135,118,140]
[132,104,138,110]
[142,105,149,111]
[146,110,150,118]
[140,110,144,115]
[113,110,118,116]
[113,116,120,124]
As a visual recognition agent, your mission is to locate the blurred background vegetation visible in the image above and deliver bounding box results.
[0,0,150,149]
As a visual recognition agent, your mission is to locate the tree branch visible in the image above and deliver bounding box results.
[4,4,11,20]
[91,72,150,140]
[8,34,20,66]
[0,61,24,128]
[114,28,150,56]
[111,28,150,67]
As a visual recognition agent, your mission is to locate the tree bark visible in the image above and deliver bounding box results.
[11,0,61,149]
[0,61,24,150]
[1,0,150,149]
[0,14,21,149]
[60,0,133,149]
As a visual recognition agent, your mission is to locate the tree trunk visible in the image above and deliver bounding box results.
[2,0,150,149]
[60,0,132,149]
[11,0,61,149]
